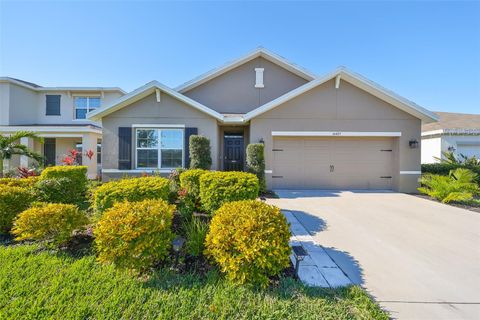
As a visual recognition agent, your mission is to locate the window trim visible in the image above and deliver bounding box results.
[74,96,101,120]
[135,128,184,170]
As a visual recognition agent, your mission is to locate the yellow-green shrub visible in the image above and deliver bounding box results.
[199,171,259,213]
[180,169,208,200]
[12,203,88,245]
[93,176,170,213]
[94,199,175,270]
[205,200,291,286]
[0,177,38,188]
[0,185,34,233]
[39,166,88,204]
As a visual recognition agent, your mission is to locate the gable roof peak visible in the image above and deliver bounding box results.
[175,47,317,93]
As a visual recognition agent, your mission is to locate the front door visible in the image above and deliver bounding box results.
[224,134,244,171]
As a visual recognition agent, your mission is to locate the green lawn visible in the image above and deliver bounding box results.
[0,244,388,320]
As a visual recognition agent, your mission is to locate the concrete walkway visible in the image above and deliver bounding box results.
[268,190,480,320]
[285,210,351,287]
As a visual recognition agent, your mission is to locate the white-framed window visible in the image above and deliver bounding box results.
[74,96,101,119]
[135,128,184,169]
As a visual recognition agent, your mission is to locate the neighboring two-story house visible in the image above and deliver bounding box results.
[86,48,438,193]
[0,77,125,178]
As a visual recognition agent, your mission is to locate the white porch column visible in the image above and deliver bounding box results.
[82,133,98,179]
[20,136,34,168]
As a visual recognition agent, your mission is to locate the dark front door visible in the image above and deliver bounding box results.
[43,138,56,166]
[224,135,244,171]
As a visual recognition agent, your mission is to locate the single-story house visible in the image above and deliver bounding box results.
[88,48,438,192]
[422,112,480,163]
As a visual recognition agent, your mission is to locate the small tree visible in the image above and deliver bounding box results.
[189,135,212,170]
[246,143,266,193]
[0,131,44,178]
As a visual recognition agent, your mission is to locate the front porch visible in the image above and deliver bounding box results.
[0,125,102,179]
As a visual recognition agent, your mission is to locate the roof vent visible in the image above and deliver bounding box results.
[255,68,264,88]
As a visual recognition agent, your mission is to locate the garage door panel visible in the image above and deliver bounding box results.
[272,137,394,189]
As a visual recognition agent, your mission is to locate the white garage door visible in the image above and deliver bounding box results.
[272,137,394,189]
[457,144,480,159]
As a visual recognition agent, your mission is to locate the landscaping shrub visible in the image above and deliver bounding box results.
[12,203,88,245]
[184,217,209,257]
[34,178,80,204]
[0,177,38,188]
[180,169,208,203]
[189,135,212,170]
[205,200,291,286]
[0,185,34,234]
[94,199,175,270]
[246,143,266,193]
[199,171,259,213]
[39,166,88,203]
[419,168,480,203]
[93,176,170,213]
[422,163,480,185]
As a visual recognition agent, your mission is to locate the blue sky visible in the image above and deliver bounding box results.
[1,1,479,114]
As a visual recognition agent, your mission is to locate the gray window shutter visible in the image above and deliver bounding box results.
[46,95,61,115]
[118,127,132,170]
[184,127,198,168]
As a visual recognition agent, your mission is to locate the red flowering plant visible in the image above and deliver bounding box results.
[62,149,80,166]
[85,149,94,160]
[17,167,39,178]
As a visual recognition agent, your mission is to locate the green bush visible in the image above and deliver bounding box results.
[422,163,480,185]
[0,177,38,188]
[39,166,88,204]
[93,176,170,213]
[246,143,266,193]
[419,168,480,203]
[0,185,34,234]
[34,178,79,204]
[199,171,259,214]
[205,200,291,286]
[94,199,175,270]
[12,203,88,245]
[189,135,212,170]
[180,169,208,200]
[184,217,209,257]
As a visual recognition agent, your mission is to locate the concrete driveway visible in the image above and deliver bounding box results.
[267,190,480,320]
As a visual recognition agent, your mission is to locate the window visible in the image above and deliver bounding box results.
[136,128,183,169]
[97,139,102,164]
[74,96,100,119]
[46,95,61,115]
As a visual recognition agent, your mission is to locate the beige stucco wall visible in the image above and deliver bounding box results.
[183,57,309,114]
[249,79,422,193]
[3,82,123,126]
[101,92,219,179]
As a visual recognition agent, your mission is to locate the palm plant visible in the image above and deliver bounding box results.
[419,168,480,203]
[0,131,44,177]
[435,151,480,166]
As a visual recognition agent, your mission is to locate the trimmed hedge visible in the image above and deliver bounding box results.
[189,135,212,170]
[39,166,88,204]
[422,163,480,184]
[0,177,38,188]
[180,169,208,200]
[199,171,259,214]
[246,143,266,193]
[94,199,175,270]
[93,176,170,213]
[0,186,34,234]
[12,203,88,245]
[205,200,291,286]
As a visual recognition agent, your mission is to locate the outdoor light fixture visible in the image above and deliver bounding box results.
[292,245,308,278]
[259,138,265,144]
[448,146,456,152]
[409,139,419,149]
[172,236,185,266]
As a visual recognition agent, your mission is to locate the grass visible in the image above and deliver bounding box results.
[0,244,388,320]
